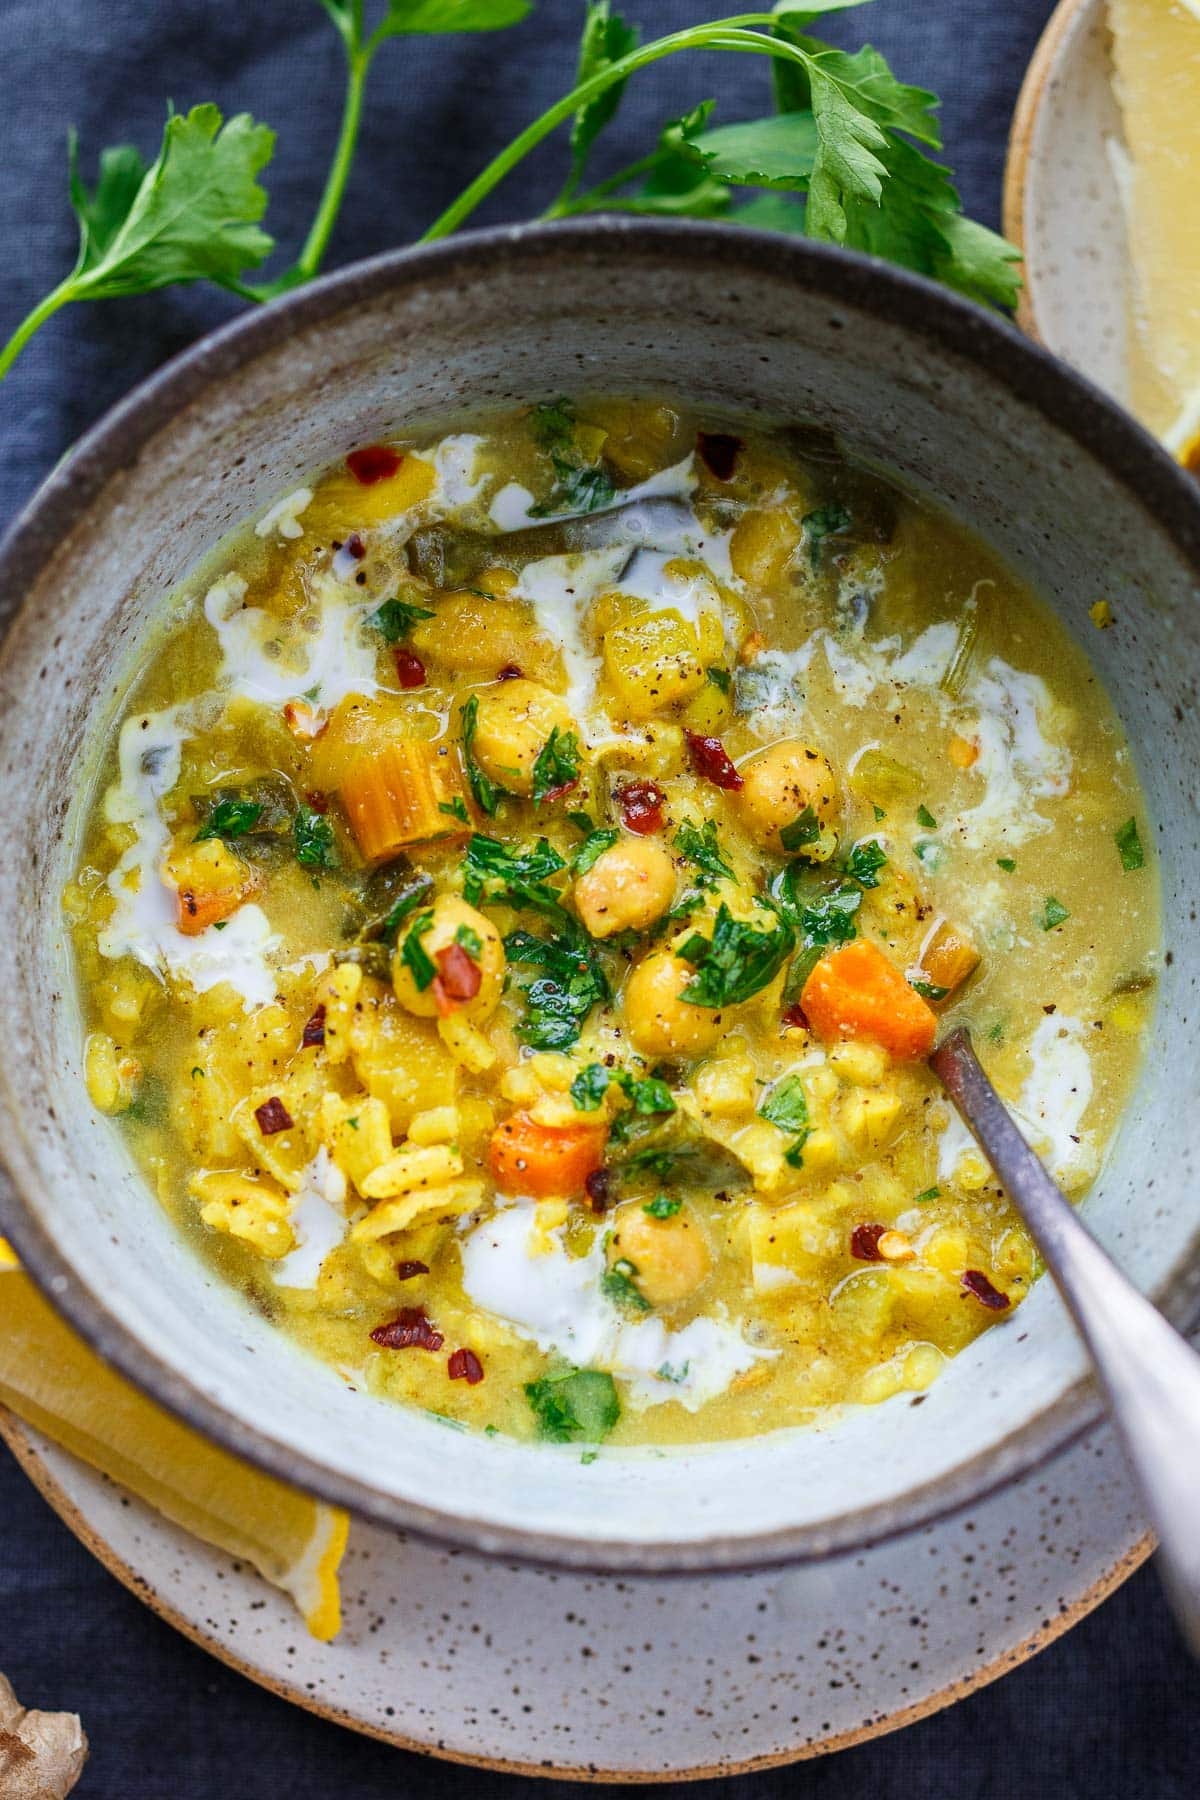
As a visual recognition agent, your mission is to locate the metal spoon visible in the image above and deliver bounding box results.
[931,1025,1200,1654]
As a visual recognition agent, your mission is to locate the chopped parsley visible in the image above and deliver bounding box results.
[676,903,794,1008]
[1115,817,1145,872]
[570,1063,611,1110]
[293,805,337,871]
[643,1194,682,1218]
[914,1185,941,1204]
[758,1072,811,1165]
[531,726,581,805]
[459,695,506,819]
[914,840,945,872]
[916,803,938,829]
[602,1255,651,1314]
[780,805,821,852]
[803,502,852,567]
[455,923,483,960]
[572,827,619,875]
[463,832,566,913]
[570,1062,676,1125]
[674,818,734,889]
[528,455,615,519]
[873,804,886,822]
[505,927,609,1050]
[376,873,434,946]
[368,594,435,643]
[399,910,436,990]
[911,979,949,1002]
[529,397,576,453]
[1041,896,1070,931]
[525,1368,620,1443]
[194,798,263,842]
[705,664,732,694]
[996,857,1016,873]
[843,839,887,888]
[438,795,470,824]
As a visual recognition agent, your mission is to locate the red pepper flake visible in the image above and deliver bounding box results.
[304,789,329,813]
[961,1269,1011,1310]
[539,775,580,805]
[850,1222,888,1262]
[448,1347,485,1385]
[497,662,524,681]
[343,530,367,559]
[395,1260,430,1282]
[685,731,744,791]
[254,1096,294,1136]
[346,444,402,485]
[370,1308,445,1351]
[301,1004,327,1048]
[393,647,427,688]
[618,779,666,835]
[696,431,743,481]
[436,942,482,1002]
[782,1002,809,1029]
[584,1166,612,1213]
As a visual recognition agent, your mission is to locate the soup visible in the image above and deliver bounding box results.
[64,399,1158,1448]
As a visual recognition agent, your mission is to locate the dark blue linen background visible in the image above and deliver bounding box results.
[1,1,1196,1794]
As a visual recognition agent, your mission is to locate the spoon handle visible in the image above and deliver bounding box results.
[931,1026,1200,1654]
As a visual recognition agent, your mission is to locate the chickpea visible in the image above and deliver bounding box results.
[469,679,576,798]
[734,739,839,851]
[574,838,676,939]
[623,948,725,1057]
[393,894,505,1022]
[608,1203,712,1307]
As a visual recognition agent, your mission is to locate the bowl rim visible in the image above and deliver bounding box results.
[2,215,1198,1576]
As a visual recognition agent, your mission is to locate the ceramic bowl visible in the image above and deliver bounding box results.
[1,219,1198,1575]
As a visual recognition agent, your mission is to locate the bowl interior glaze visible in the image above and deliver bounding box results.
[1,221,1198,1573]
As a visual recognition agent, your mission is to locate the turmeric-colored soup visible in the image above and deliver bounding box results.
[65,399,1158,1447]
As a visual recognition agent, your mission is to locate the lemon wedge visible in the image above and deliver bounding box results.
[1109,0,1200,459]
[0,1263,348,1640]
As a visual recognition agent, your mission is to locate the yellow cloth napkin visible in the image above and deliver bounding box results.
[0,1246,347,1640]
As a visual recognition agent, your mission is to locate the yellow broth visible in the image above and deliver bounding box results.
[64,399,1159,1448]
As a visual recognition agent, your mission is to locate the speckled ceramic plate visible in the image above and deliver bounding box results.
[0,1403,1155,1779]
[1004,0,1129,395]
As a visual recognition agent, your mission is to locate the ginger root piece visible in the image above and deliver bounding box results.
[0,1672,88,1798]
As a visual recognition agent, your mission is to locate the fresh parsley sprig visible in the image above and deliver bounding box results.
[2,0,1018,381]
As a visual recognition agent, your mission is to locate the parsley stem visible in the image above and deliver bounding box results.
[0,278,75,381]
[543,148,667,219]
[420,16,807,244]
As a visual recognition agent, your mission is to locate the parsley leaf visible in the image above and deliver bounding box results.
[463,832,567,912]
[843,839,887,888]
[573,827,619,875]
[369,594,435,642]
[505,928,609,1050]
[194,798,263,842]
[570,1063,611,1110]
[602,1255,652,1313]
[686,109,817,190]
[780,805,821,852]
[705,664,732,694]
[914,1185,941,1204]
[675,818,734,889]
[1115,817,1145,872]
[530,397,577,452]
[460,695,507,819]
[911,979,949,1002]
[528,454,616,519]
[568,1,639,190]
[363,0,532,41]
[803,502,852,566]
[531,726,581,805]
[643,1193,682,1218]
[293,805,338,871]
[400,910,437,989]
[916,803,938,829]
[996,857,1016,873]
[677,903,795,1008]
[65,105,274,304]
[1041,896,1070,931]
[525,1367,620,1443]
[759,1073,809,1134]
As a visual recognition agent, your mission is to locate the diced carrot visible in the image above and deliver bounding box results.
[489,1113,607,1199]
[801,940,937,1061]
[176,885,245,937]
[339,741,473,862]
[948,734,979,769]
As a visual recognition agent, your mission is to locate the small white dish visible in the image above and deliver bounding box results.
[1004,0,1130,398]
[0,1402,1154,1778]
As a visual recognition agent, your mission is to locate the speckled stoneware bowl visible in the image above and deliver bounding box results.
[0,219,1198,1575]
